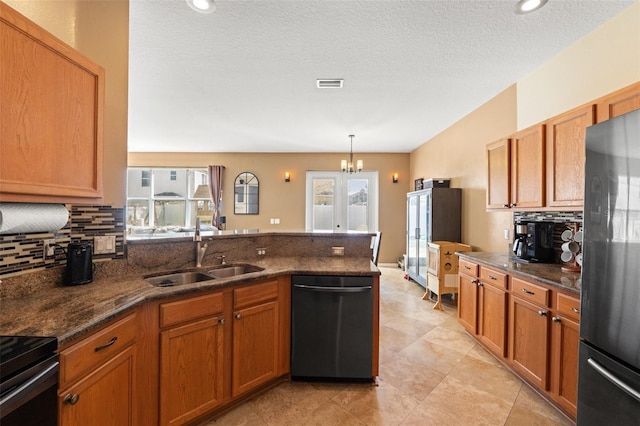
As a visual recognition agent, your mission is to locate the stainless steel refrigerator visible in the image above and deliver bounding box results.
[578,108,640,424]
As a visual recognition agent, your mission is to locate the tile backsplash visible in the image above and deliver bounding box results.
[513,210,584,263]
[0,205,125,278]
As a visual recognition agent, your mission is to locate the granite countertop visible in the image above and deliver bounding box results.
[0,257,379,347]
[457,252,581,294]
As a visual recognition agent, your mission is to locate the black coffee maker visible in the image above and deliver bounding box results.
[513,222,529,260]
[65,242,93,285]
[513,221,555,263]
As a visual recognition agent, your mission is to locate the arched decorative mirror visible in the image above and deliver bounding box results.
[234,172,259,214]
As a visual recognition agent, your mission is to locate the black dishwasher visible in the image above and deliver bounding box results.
[291,275,373,381]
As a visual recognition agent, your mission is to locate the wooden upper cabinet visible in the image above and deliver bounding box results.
[486,124,545,210]
[486,138,511,209]
[546,104,595,207]
[510,124,545,208]
[596,81,640,123]
[0,3,104,203]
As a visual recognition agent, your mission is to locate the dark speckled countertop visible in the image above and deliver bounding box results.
[0,257,379,347]
[457,252,581,295]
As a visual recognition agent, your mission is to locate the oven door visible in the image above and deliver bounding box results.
[0,354,59,426]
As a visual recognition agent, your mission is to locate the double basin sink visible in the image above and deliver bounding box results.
[144,264,264,288]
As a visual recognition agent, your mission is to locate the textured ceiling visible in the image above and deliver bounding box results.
[128,0,633,153]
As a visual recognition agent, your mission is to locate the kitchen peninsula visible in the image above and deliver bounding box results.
[0,231,380,426]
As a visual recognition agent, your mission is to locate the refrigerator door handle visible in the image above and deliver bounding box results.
[587,358,640,403]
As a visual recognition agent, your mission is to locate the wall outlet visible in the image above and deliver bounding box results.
[43,239,56,260]
[504,229,510,240]
[94,236,116,254]
[256,248,267,256]
[270,218,280,225]
[332,246,345,256]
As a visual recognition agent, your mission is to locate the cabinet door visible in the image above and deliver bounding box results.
[486,138,511,209]
[551,315,579,417]
[457,273,478,334]
[478,283,508,357]
[546,105,595,207]
[511,124,545,208]
[0,4,104,203]
[59,345,136,426]
[160,317,224,426]
[232,300,279,397]
[596,82,640,123]
[509,295,550,389]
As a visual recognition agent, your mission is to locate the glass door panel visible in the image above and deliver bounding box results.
[418,194,428,280]
[311,178,336,232]
[407,196,419,277]
[346,178,369,231]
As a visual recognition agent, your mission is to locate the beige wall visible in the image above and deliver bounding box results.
[410,85,517,252]
[128,152,410,263]
[5,0,129,207]
[518,1,640,129]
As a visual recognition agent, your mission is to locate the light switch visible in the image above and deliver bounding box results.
[94,236,116,254]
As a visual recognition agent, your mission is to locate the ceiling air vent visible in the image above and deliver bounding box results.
[316,79,344,89]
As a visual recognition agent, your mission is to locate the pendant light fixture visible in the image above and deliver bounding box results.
[341,134,363,174]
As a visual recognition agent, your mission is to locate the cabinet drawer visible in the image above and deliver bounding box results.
[512,277,549,307]
[60,312,137,386]
[160,292,224,328]
[479,267,508,290]
[234,280,279,310]
[459,259,479,278]
[557,293,581,322]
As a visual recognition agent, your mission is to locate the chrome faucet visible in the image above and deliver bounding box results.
[194,218,208,267]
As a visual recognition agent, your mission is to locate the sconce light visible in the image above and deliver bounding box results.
[284,172,291,182]
[392,173,399,184]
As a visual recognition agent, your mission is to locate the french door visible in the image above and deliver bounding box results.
[305,171,378,232]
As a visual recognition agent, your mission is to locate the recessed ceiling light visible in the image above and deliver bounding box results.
[186,0,216,14]
[515,0,548,14]
[317,79,344,89]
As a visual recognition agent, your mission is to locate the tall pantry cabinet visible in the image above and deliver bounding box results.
[406,188,462,287]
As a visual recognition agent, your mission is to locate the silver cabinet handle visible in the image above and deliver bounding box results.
[588,358,640,403]
[552,316,561,322]
[235,313,242,319]
[538,310,547,316]
[488,275,497,280]
[218,318,225,324]
[64,393,80,405]
[471,279,479,285]
[522,288,535,295]
[477,282,484,287]
[464,265,472,270]
[572,307,580,314]
[94,336,117,352]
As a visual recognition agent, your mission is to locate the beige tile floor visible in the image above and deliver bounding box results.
[199,265,574,425]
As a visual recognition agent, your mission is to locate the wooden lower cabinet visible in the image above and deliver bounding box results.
[550,293,580,418]
[458,263,508,358]
[232,299,279,396]
[478,281,508,357]
[509,294,550,390]
[59,345,136,426]
[58,313,138,426]
[457,272,479,334]
[459,263,580,421]
[160,316,225,426]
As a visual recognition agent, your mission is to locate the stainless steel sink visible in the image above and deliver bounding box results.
[206,264,264,278]
[145,271,215,287]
